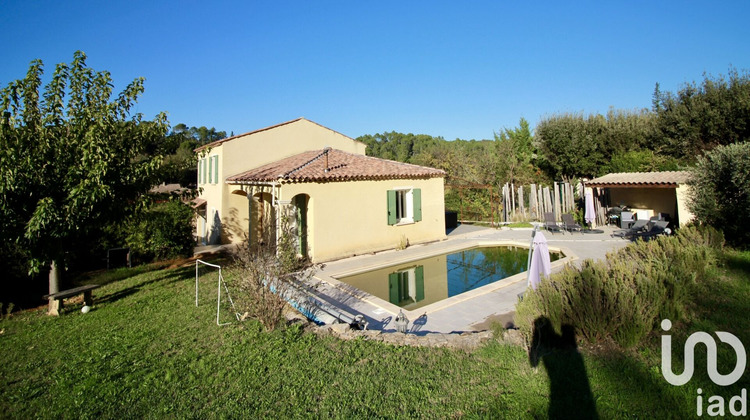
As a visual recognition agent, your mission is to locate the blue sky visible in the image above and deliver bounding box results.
[2,1,749,141]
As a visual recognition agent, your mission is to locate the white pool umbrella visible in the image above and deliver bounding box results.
[527,231,551,291]
[584,190,596,227]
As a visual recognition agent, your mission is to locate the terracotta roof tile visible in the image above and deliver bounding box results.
[587,171,691,187]
[226,148,445,184]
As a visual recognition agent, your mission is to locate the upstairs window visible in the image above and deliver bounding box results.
[212,155,219,184]
[199,158,207,184]
[202,155,219,185]
[208,156,213,184]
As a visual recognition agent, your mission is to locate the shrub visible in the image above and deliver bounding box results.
[126,200,195,262]
[228,244,291,332]
[602,150,681,174]
[227,210,312,331]
[688,142,750,247]
[515,226,723,348]
[570,206,585,227]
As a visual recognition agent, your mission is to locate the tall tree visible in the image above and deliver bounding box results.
[494,117,535,185]
[534,113,605,179]
[688,142,750,247]
[0,51,168,305]
[535,109,656,179]
[159,123,227,186]
[653,68,750,159]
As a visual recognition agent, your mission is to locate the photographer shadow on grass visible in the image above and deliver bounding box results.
[529,316,599,420]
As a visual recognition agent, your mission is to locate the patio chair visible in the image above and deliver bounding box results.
[612,219,648,238]
[561,213,582,233]
[607,206,623,226]
[631,220,670,240]
[543,212,562,233]
[620,211,635,229]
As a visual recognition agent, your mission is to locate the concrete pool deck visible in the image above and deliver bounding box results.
[307,224,630,334]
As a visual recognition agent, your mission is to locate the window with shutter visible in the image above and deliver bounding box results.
[208,156,213,184]
[212,155,219,184]
[413,188,422,222]
[388,188,422,225]
[387,190,397,225]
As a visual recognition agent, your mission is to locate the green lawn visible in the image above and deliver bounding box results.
[2,251,748,418]
[505,222,534,228]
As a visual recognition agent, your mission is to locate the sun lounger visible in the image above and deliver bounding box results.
[612,219,648,237]
[631,220,670,240]
[561,213,582,233]
[544,212,561,234]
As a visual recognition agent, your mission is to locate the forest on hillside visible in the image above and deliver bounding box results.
[357,69,750,222]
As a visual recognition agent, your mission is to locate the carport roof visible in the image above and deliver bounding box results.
[586,171,691,188]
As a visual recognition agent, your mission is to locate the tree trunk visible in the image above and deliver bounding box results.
[48,259,62,314]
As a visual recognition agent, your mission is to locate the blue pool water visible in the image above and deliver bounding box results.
[446,247,529,297]
[338,246,561,310]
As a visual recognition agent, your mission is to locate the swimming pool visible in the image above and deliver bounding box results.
[337,246,562,311]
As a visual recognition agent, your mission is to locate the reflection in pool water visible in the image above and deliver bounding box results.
[337,246,561,311]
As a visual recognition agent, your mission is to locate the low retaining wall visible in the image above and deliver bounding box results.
[311,322,526,351]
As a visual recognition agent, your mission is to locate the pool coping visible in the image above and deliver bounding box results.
[312,239,577,321]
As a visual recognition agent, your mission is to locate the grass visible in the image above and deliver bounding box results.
[505,222,534,228]
[1,251,749,418]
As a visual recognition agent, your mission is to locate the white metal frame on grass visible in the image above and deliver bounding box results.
[195,259,240,326]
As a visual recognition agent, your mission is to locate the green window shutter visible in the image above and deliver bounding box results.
[201,159,207,184]
[296,195,308,257]
[387,190,397,225]
[208,157,214,184]
[213,156,219,184]
[415,265,424,302]
[197,159,202,184]
[388,272,399,304]
[413,188,422,222]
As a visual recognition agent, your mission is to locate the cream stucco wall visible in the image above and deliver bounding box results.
[195,150,224,244]
[195,119,366,244]
[675,185,695,226]
[225,189,250,243]
[279,177,446,262]
[609,187,677,219]
[221,119,366,180]
[609,185,694,227]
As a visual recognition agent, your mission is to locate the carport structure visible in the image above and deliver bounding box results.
[586,171,694,227]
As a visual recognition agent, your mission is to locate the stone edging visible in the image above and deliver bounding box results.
[311,322,526,351]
